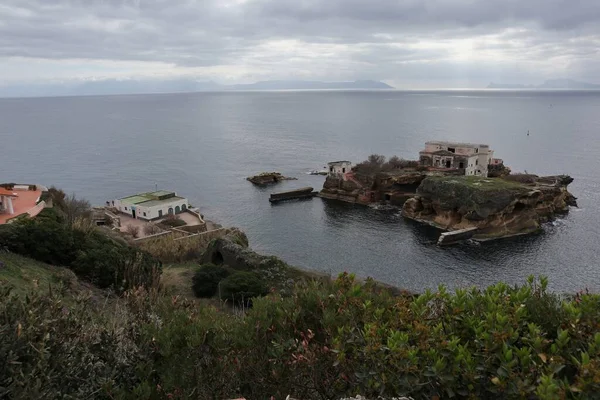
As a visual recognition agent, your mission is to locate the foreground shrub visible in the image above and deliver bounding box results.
[192,264,230,298]
[0,209,161,292]
[0,285,142,399]
[133,275,600,399]
[2,276,600,399]
[219,271,269,304]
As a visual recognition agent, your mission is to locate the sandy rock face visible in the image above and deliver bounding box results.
[401,175,576,240]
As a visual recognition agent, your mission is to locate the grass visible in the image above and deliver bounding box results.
[0,252,77,296]
[427,175,528,191]
[161,262,198,298]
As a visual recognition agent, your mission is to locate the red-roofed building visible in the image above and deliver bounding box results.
[0,184,47,224]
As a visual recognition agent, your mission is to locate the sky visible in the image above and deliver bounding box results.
[1,0,600,89]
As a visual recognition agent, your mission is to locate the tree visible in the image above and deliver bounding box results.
[63,193,91,227]
[47,188,91,226]
[367,154,386,167]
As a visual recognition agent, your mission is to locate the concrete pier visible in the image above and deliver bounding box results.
[437,227,479,246]
[269,187,318,203]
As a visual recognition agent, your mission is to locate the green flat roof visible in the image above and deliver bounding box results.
[148,190,174,197]
[139,196,185,208]
[120,194,153,205]
[119,190,177,205]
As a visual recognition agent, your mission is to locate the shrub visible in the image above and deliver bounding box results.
[0,285,143,399]
[192,264,231,298]
[159,214,186,228]
[219,271,268,304]
[143,223,161,236]
[0,208,161,292]
[126,224,140,238]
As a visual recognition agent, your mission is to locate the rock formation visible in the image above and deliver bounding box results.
[319,168,460,205]
[402,175,577,240]
[247,172,297,185]
[200,230,328,294]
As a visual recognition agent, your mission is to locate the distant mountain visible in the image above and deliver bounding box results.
[487,79,600,89]
[0,79,393,98]
[229,80,394,90]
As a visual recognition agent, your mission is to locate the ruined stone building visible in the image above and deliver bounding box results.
[419,141,501,177]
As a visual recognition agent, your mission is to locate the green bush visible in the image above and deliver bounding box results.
[219,271,268,304]
[192,264,230,298]
[2,276,600,399]
[0,209,161,292]
[0,285,142,399]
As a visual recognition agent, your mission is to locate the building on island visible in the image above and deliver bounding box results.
[110,190,189,220]
[0,184,47,224]
[328,161,352,178]
[419,141,502,177]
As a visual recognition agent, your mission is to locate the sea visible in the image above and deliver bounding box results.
[1,90,599,292]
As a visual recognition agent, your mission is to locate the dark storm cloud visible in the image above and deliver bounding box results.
[1,0,599,83]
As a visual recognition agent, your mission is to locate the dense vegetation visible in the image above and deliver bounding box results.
[1,270,599,399]
[0,207,160,292]
[354,154,421,175]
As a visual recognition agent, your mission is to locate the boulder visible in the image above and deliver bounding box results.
[247,172,297,185]
[402,175,577,240]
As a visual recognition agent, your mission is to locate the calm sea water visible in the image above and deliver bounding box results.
[1,90,599,292]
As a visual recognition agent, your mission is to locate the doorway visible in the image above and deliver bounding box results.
[446,160,452,168]
[132,209,137,219]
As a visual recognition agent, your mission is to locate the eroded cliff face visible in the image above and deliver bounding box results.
[318,170,431,205]
[402,175,577,240]
[318,175,366,203]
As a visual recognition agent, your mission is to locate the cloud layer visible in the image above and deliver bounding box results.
[1,0,600,88]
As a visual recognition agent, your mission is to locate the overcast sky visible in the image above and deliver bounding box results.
[1,0,599,89]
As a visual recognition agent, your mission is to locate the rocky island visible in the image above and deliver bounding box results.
[246,172,296,185]
[319,141,577,242]
[402,174,576,241]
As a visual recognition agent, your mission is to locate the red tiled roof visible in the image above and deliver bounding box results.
[0,188,42,224]
[0,188,17,196]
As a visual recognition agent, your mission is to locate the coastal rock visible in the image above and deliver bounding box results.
[401,175,577,240]
[200,231,328,294]
[247,172,297,185]
[319,168,453,206]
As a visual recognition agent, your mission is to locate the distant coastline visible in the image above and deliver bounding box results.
[487,79,600,89]
[0,79,393,99]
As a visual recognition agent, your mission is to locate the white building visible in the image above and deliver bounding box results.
[110,190,190,220]
[328,161,352,177]
[419,141,499,177]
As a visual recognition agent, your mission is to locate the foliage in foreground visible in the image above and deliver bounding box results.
[1,275,600,399]
[0,208,160,292]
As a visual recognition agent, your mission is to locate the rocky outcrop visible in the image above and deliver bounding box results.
[200,231,328,294]
[318,175,365,203]
[247,172,297,185]
[319,169,456,205]
[402,175,577,240]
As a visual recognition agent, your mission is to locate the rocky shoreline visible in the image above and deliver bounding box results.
[318,156,577,243]
[402,174,577,241]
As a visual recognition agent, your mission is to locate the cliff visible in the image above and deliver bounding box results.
[319,169,459,205]
[402,175,577,240]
